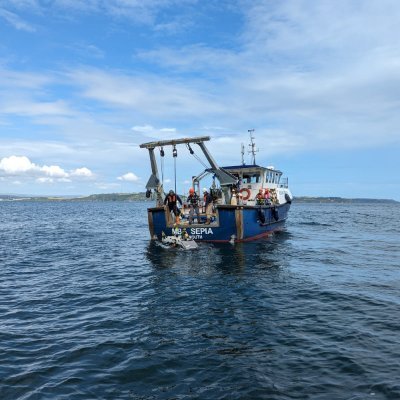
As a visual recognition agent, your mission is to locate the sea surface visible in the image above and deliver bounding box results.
[0,201,399,400]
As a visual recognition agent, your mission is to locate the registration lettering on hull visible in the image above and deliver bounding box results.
[171,227,214,240]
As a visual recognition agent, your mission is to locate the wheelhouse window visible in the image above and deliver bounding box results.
[251,174,260,183]
[243,174,260,184]
[266,170,282,184]
[242,175,250,184]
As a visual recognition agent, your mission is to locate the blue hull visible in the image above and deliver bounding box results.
[147,203,291,242]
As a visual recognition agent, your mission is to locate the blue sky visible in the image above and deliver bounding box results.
[0,0,399,200]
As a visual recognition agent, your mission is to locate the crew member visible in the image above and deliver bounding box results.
[256,188,265,205]
[264,188,271,204]
[203,188,213,225]
[181,228,190,240]
[230,188,238,205]
[164,190,182,223]
[187,188,201,224]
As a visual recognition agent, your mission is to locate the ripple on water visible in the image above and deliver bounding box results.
[0,201,399,399]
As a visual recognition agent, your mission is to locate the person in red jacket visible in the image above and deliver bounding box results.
[255,188,265,205]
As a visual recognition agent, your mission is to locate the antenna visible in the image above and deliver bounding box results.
[241,143,245,165]
[248,129,258,165]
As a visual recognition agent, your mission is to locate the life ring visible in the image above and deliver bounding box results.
[240,188,251,201]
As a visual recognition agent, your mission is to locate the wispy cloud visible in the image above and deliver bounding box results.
[0,69,53,89]
[66,67,224,117]
[131,124,178,140]
[2,0,198,29]
[2,0,400,197]
[68,42,105,59]
[0,8,36,32]
[136,44,239,76]
[0,99,74,117]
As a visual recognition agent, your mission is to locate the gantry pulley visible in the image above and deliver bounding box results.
[139,136,237,194]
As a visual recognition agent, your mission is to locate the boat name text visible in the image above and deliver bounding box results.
[172,227,213,239]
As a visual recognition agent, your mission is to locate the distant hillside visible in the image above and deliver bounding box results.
[0,193,150,201]
[1,193,398,204]
[293,196,399,204]
[72,193,149,201]
[0,195,21,201]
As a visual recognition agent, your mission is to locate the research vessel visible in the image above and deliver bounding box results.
[140,134,292,242]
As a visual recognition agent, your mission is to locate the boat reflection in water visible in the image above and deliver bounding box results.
[145,230,291,274]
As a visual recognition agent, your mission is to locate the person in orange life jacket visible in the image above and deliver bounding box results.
[187,188,201,224]
[203,188,213,224]
[256,188,265,205]
[164,190,182,222]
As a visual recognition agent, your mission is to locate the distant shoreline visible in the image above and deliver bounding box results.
[0,193,398,204]
[293,196,399,204]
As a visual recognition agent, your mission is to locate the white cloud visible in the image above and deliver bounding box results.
[131,125,157,134]
[41,165,69,178]
[0,155,93,183]
[160,128,177,133]
[0,155,36,174]
[117,172,140,182]
[36,177,54,184]
[36,176,72,184]
[71,167,93,177]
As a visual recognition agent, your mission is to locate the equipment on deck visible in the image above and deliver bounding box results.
[161,231,198,250]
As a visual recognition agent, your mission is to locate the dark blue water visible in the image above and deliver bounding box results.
[1,201,399,400]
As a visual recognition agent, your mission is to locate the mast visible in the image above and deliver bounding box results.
[248,129,258,165]
[241,143,245,165]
